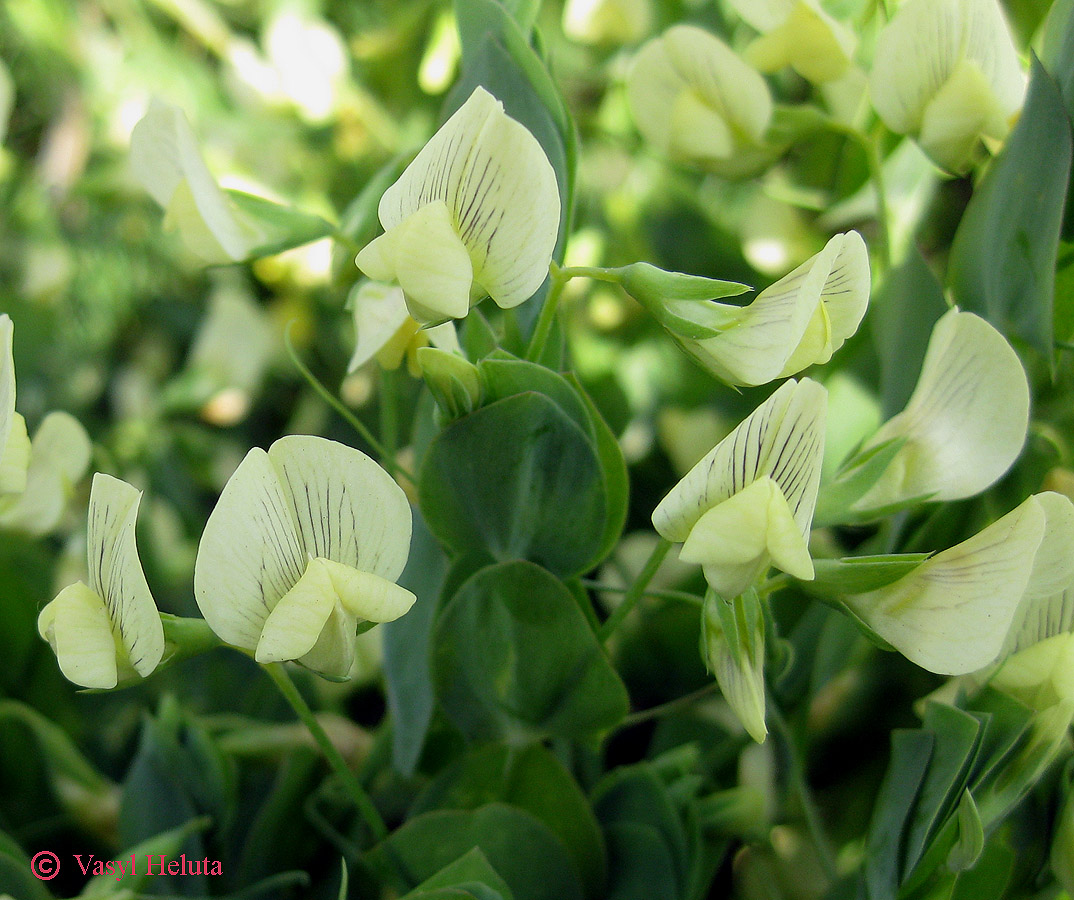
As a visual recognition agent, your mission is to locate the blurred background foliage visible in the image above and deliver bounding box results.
[1,0,1074,898]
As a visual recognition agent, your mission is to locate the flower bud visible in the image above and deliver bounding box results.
[417,346,483,420]
[702,589,768,743]
[672,232,870,387]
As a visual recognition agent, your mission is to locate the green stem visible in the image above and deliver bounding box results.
[821,120,893,272]
[378,366,400,463]
[862,128,893,271]
[580,579,703,607]
[769,701,838,883]
[264,663,388,842]
[160,614,222,668]
[616,683,720,730]
[599,538,673,643]
[757,573,792,600]
[525,263,570,362]
[284,323,415,487]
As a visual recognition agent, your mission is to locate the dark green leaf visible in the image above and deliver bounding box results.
[592,765,689,897]
[224,190,335,260]
[873,245,948,417]
[601,823,680,900]
[902,704,985,878]
[865,730,934,900]
[0,832,54,900]
[411,744,606,898]
[565,374,629,573]
[368,804,584,900]
[478,356,591,432]
[947,56,1072,359]
[401,847,513,900]
[419,393,609,578]
[119,697,234,896]
[384,510,451,776]
[433,561,628,741]
[948,836,1015,900]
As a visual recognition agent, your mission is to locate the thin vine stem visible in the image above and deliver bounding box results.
[769,700,839,883]
[822,119,893,272]
[284,323,416,487]
[525,262,570,362]
[599,538,674,643]
[616,683,720,730]
[264,663,388,843]
[580,579,704,607]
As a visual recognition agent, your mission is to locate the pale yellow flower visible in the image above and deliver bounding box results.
[653,378,826,597]
[356,87,560,324]
[845,492,1074,675]
[869,0,1026,173]
[194,436,415,679]
[727,0,857,84]
[38,474,165,689]
[626,25,774,176]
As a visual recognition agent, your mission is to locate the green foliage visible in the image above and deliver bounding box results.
[948,54,1072,359]
[420,358,627,578]
[4,0,1074,899]
[433,561,628,741]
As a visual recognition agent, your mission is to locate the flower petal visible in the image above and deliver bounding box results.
[298,602,358,679]
[562,0,653,45]
[653,378,826,543]
[746,1,857,83]
[392,200,473,321]
[255,557,336,664]
[0,412,92,536]
[194,447,307,651]
[266,435,412,583]
[130,99,254,263]
[318,557,417,622]
[869,0,1025,155]
[679,232,868,387]
[844,494,1046,674]
[0,412,29,496]
[38,582,119,690]
[627,25,773,165]
[1024,492,1074,601]
[86,474,164,678]
[376,86,559,311]
[726,0,794,33]
[855,309,1029,508]
[680,476,813,597]
[918,57,1011,172]
[347,282,412,372]
[661,26,772,145]
[669,89,734,161]
[0,315,15,482]
[992,633,1074,709]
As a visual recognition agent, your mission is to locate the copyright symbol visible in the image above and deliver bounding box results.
[31,851,60,880]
